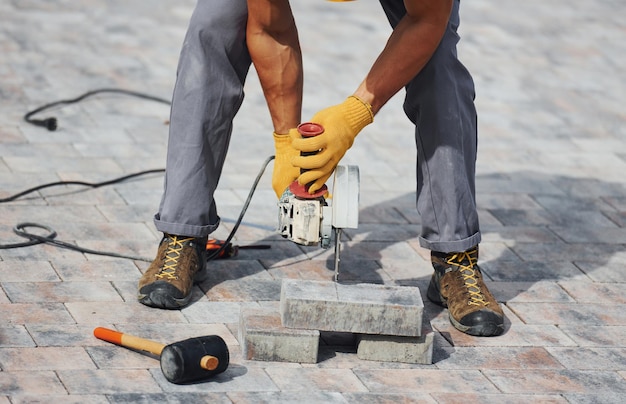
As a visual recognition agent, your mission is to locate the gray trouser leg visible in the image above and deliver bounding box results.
[154,0,251,237]
[379,0,481,253]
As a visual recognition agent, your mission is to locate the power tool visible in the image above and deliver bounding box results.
[277,123,360,281]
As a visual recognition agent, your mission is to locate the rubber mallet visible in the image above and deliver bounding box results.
[93,327,229,384]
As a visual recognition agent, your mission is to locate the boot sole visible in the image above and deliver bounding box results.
[137,264,208,310]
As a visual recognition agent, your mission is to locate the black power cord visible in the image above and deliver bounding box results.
[23,88,171,131]
[3,88,273,262]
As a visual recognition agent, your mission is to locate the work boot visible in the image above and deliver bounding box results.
[427,246,504,336]
[138,234,207,309]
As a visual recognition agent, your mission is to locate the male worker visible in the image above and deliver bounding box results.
[138,0,505,337]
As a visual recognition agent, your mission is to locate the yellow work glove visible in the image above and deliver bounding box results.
[272,132,300,199]
[291,95,373,194]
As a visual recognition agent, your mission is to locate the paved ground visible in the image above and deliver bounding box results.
[1,0,626,403]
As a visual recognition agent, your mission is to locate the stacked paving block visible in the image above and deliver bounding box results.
[239,279,433,364]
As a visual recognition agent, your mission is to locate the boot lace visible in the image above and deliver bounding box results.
[156,236,195,281]
[446,249,489,307]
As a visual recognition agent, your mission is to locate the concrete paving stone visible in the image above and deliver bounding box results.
[533,194,617,213]
[477,174,568,196]
[41,187,129,206]
[550,177,626,199]
[479,260,587,282]
[239,307,320,364]
[0,204,106,226]
[26,324,116,347]
[604,210,626,227]
[10,395,109,404]
[0,242,88,261]
[435,347,563,370]
[0,260,60,282]
[106,393,232,404]
[0,346,96,371]
[337,240,422,262]
[328,260,389,284]
[72,239,156,261]
[0,142,80,159]
[110,323,239,350]
[202,278,282,302]
[466,241,521,263]
[510,242,626,265]
[182,301,262,324]
[87,345,162,370]
[377,259,433,284]
[558,280,626,305]
[546,347,626,371]
[58,369,163,395]
[3,156,122,174]
[343,392,437,404]
[354,368,499,394]
[2,281,122,303]
[564,393,626,404]
[107,393,231,404]
[603,196,626,211]
[49,221,153,241]
[491,207,618,228]
[0,371,67,396]
[551,226,626,244]
[64,301,187,325]
[480,225,560,244]
[228,391,349,404]
[112,186,164,206]
[265,258,343,282]
[574,259,626,283]
[483,369,626,395]
[356,327,434,365]
[508,302,626,326]
[477,193,543,210]
[0,326,35,348]
[51,259,142,281]
[430,393,567,404]
[153,365,280,393]
[264,367,368,393]
[281,279,423,336]
[202,259,274,283]
[559,326,626,348]
[345,223,420,243]
[490,281,576,303]
[96,204,157,223]
[356,200,416,226]
[433,323,578,348]
[0,302,75,325]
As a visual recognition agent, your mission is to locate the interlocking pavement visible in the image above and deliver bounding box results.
[1,0,626,402]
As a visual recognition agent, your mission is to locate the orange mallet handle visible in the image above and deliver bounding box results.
[94,327,166,356]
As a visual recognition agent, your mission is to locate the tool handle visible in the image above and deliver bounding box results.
[94,327,166,356]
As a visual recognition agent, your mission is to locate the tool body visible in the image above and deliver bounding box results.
[278,123,360,281]
[93,327,229,384]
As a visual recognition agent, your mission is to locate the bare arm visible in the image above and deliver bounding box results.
[246,0,302,134]
[354,0,453,114]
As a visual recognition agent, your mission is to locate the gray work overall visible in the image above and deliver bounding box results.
[154,0,481,254]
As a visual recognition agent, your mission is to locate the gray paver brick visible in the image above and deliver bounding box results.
[239,307,320,364]
[356,330,434,365]
[280,279,423,336]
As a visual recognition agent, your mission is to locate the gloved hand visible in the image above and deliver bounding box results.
[291,95,373,194]
[272,132,301,199]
